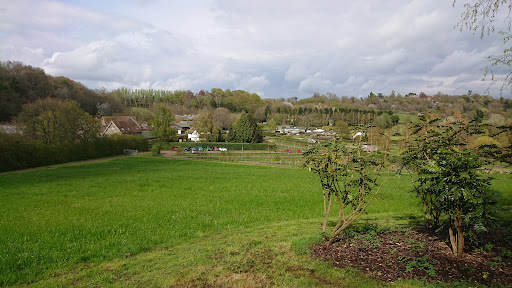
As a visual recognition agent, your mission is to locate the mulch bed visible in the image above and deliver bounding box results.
[312,226,512,286]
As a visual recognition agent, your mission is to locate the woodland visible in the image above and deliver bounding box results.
[2,60,512,133]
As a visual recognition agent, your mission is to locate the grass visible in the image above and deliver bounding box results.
[0,157,324,286]
[1,156,510,287]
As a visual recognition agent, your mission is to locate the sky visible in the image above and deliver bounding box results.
[1,0,511,99]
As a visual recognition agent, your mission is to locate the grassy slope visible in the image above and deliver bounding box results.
[0,157,323,285]
[0,156,510,287]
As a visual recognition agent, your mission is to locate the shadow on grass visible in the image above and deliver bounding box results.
[324,213,424,230]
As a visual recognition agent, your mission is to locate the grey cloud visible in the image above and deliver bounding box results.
[237,75,270,96]
[2,0,510,98]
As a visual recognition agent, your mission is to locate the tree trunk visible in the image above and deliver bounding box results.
[449,226,457,256]
[457,224,464,258]
[449,217,464,258]
[322,192,332,235]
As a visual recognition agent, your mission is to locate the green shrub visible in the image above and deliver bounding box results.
[0,133,149,172]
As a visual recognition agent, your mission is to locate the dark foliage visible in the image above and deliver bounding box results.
[228,112,263,143]
[0,61,122,122]
[0,133,148,172]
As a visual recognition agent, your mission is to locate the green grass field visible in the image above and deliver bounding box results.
[0,156,510,287]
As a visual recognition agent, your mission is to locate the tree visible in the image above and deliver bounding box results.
[374,113,393,129]
[17,98,100,145]
[333,120,350,139]
[455,0,512,93]
[213,107,234,130]
[228,112,263,143]
[193,111,221,142]
[303,141,390,245]
[149,104,176,142]
[402,118,499,257]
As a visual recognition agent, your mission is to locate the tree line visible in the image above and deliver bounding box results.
[2,61,512,127]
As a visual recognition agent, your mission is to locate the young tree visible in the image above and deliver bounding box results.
[228,112,263,143]
[303,141,390,245]
[149,103,176,142]
[402,118,499,257]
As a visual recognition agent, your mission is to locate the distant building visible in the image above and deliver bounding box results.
[0,124,22,135]
[352,131,365,139]
[101,116,152,138]
[171,121,193,135]
[361,144,378,153]
[188,130,202,142]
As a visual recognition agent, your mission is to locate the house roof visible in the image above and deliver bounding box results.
[102,116,143,135]
[171,121,192,129]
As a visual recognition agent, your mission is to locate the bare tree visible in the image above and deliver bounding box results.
[455,0,512,93]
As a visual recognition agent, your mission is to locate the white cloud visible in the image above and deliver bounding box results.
[2,0,511,98]
[237,75,270,96]
[298,72,333,95]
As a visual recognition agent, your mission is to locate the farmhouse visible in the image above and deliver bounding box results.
[101,116,151,138]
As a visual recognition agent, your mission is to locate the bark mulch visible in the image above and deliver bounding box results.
[312,226,512,286]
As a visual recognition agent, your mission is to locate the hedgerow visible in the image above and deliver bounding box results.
[0,133,149,172]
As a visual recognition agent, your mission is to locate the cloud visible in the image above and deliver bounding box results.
[237,75,270,96]
[43,41,121,80]
[298,73,333,95]
[430,50,489,76]
[2,0,510,98]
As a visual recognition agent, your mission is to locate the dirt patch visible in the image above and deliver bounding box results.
[312,226,512,286]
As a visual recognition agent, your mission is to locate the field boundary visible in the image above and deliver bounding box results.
[0,154,138,175]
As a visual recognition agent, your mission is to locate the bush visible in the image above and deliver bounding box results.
[0,133,149,172]
[151,142,163,155]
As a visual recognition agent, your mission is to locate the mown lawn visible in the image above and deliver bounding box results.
[0,156,510,287]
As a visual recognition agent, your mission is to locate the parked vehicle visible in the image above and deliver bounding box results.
[196,146,204,151]
[218,147,227,151]
[171,146,179,151]
[296,149,304,153]
[284,149,292,153]
[183,147,189,151]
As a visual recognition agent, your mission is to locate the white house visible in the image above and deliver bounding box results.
[188,130,201,142]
